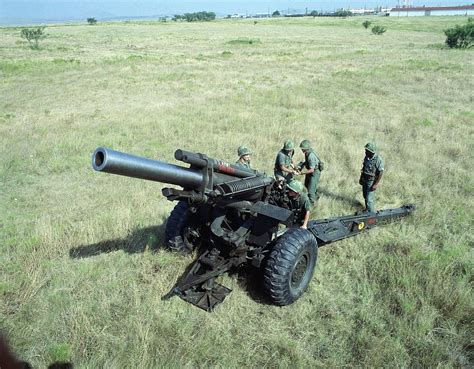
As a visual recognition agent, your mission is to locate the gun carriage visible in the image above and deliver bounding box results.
[92,147,414,311]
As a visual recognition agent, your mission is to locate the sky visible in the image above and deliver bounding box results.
[0,1,470,25]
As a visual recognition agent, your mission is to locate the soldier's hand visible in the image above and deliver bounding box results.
[370,184,378,191]
[300,225,307,229]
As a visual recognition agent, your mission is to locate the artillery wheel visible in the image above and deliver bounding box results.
[263,228,317,306]
[165,202,199,253]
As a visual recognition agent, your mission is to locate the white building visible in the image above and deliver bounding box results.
[350,8,376,15]
[390,5,474,16]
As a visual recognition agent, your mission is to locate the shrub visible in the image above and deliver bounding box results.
[363,20,372,29]
[20,27,46,49]
[173,11,216,22]
[334,9,352,17]
[87,18,97,25]
[444,20,473,49]
[371,25,387,35]
[272,10,281,17]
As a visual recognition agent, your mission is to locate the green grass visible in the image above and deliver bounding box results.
[1,16,473,368]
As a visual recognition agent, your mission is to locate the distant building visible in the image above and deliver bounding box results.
[350,8,376,16]
[349,8,391,16]
[390,5,474,16]
[252,13,271,18]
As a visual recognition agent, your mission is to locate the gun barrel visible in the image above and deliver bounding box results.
[175,149,259,178]
[92,147,208,188]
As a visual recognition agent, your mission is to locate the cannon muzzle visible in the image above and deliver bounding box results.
[92,147,260,191]
[93,147,209,188]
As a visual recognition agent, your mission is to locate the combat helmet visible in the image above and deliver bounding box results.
[283,139,295,151]
[237,145,251,157]
[287,180,304,194]
[365,142,377,154]
[299,139,312,150]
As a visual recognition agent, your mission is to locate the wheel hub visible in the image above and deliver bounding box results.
[290,252,309,289]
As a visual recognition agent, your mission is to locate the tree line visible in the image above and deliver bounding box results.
[172,11,216,22]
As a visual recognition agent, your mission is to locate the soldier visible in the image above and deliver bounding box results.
[235,145,252,170]
[297,139,323,204]
[274,139,297,182]
[286,180,312,229]
[359,142,384,213]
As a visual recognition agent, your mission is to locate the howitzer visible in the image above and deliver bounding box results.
[92,147,415,311]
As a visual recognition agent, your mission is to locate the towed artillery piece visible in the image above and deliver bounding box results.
[92,147,415,311]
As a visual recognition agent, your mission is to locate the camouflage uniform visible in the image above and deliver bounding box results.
[360,143,384,213]
[299,141,322,204]
[274,140,295,182]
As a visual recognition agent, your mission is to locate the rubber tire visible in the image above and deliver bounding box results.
[165,201,190,252]
[263,228,318,306]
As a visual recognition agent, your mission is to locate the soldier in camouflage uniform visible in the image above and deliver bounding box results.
[274,140,297,182]
[287,180,312,229]
[297,139,322,205]
[235,145,252,170]
[359,142,384,213]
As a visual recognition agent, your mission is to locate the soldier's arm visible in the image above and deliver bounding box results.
[277,153,291,173]
[280,156,297,174]
[371,172,383,190]
[289,154,298,172]
[300,153,317,175]
[370,158,384,190]
[281,164,296,174]
[300,210,310,229]
[300,197,312,229]
[300,166,315,175]
[299,161,315,175]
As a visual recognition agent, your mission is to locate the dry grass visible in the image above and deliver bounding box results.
[1,16,473,368]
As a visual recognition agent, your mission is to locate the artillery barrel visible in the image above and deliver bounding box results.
[175,149,260,178]
[92,147,237,188]
[215,176,274,196]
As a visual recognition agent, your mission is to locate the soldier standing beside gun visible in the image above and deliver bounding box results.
[235,145,252,170]
[286,180,312,229]
[296,139,323,205]
[359,142,384,213]
[274,140,297,182]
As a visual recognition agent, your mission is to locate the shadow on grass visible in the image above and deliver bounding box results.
[319,187,365,211]
[231,265,274,306]
[69,222,167,259]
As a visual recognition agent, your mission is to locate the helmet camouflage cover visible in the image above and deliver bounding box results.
[238,145,251,157]
[299,139,311,149]
[283,139,295,150]
[287,180,304,194]
[365,142,377,153]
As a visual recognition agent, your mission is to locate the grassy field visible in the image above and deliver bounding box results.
[1,16,473,368]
